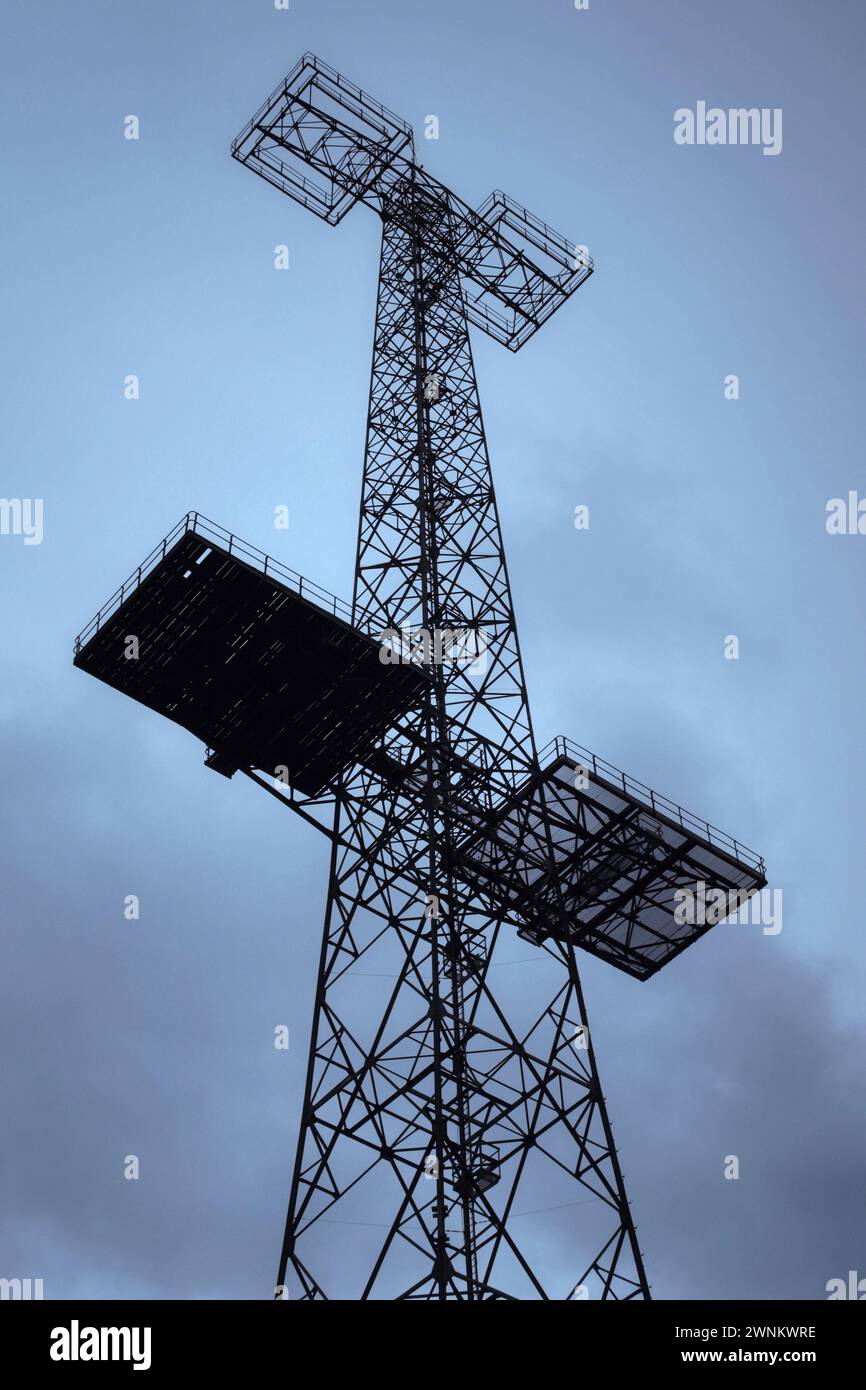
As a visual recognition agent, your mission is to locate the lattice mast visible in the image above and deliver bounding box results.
[233,55,646,1300]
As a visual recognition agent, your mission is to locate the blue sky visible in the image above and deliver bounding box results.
[2,0,865,1298]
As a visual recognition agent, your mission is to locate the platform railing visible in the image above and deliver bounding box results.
[73,511,355,654]
[537,734,765,876]
[232,51,413,163]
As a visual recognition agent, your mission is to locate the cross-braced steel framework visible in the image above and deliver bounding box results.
[233,54,643,1301]
[73,53,766,1301]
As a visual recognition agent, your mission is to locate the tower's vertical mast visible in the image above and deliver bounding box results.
[231,53,652,1302]
[353,182,538,789]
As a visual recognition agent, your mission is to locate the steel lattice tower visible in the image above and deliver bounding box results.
[73,54,766,1301]
[275,171,646,1304]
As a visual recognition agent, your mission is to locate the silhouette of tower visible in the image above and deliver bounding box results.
[74,54,766,1300]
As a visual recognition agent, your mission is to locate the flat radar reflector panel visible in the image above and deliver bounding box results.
[73,515,426,796]
[455,737,767,981]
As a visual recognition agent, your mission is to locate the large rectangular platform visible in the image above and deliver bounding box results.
[454,737,767,981]
[74,520,766,979]
[73,514,427,796]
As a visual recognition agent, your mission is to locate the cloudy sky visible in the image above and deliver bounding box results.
[2,0,865,1299]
